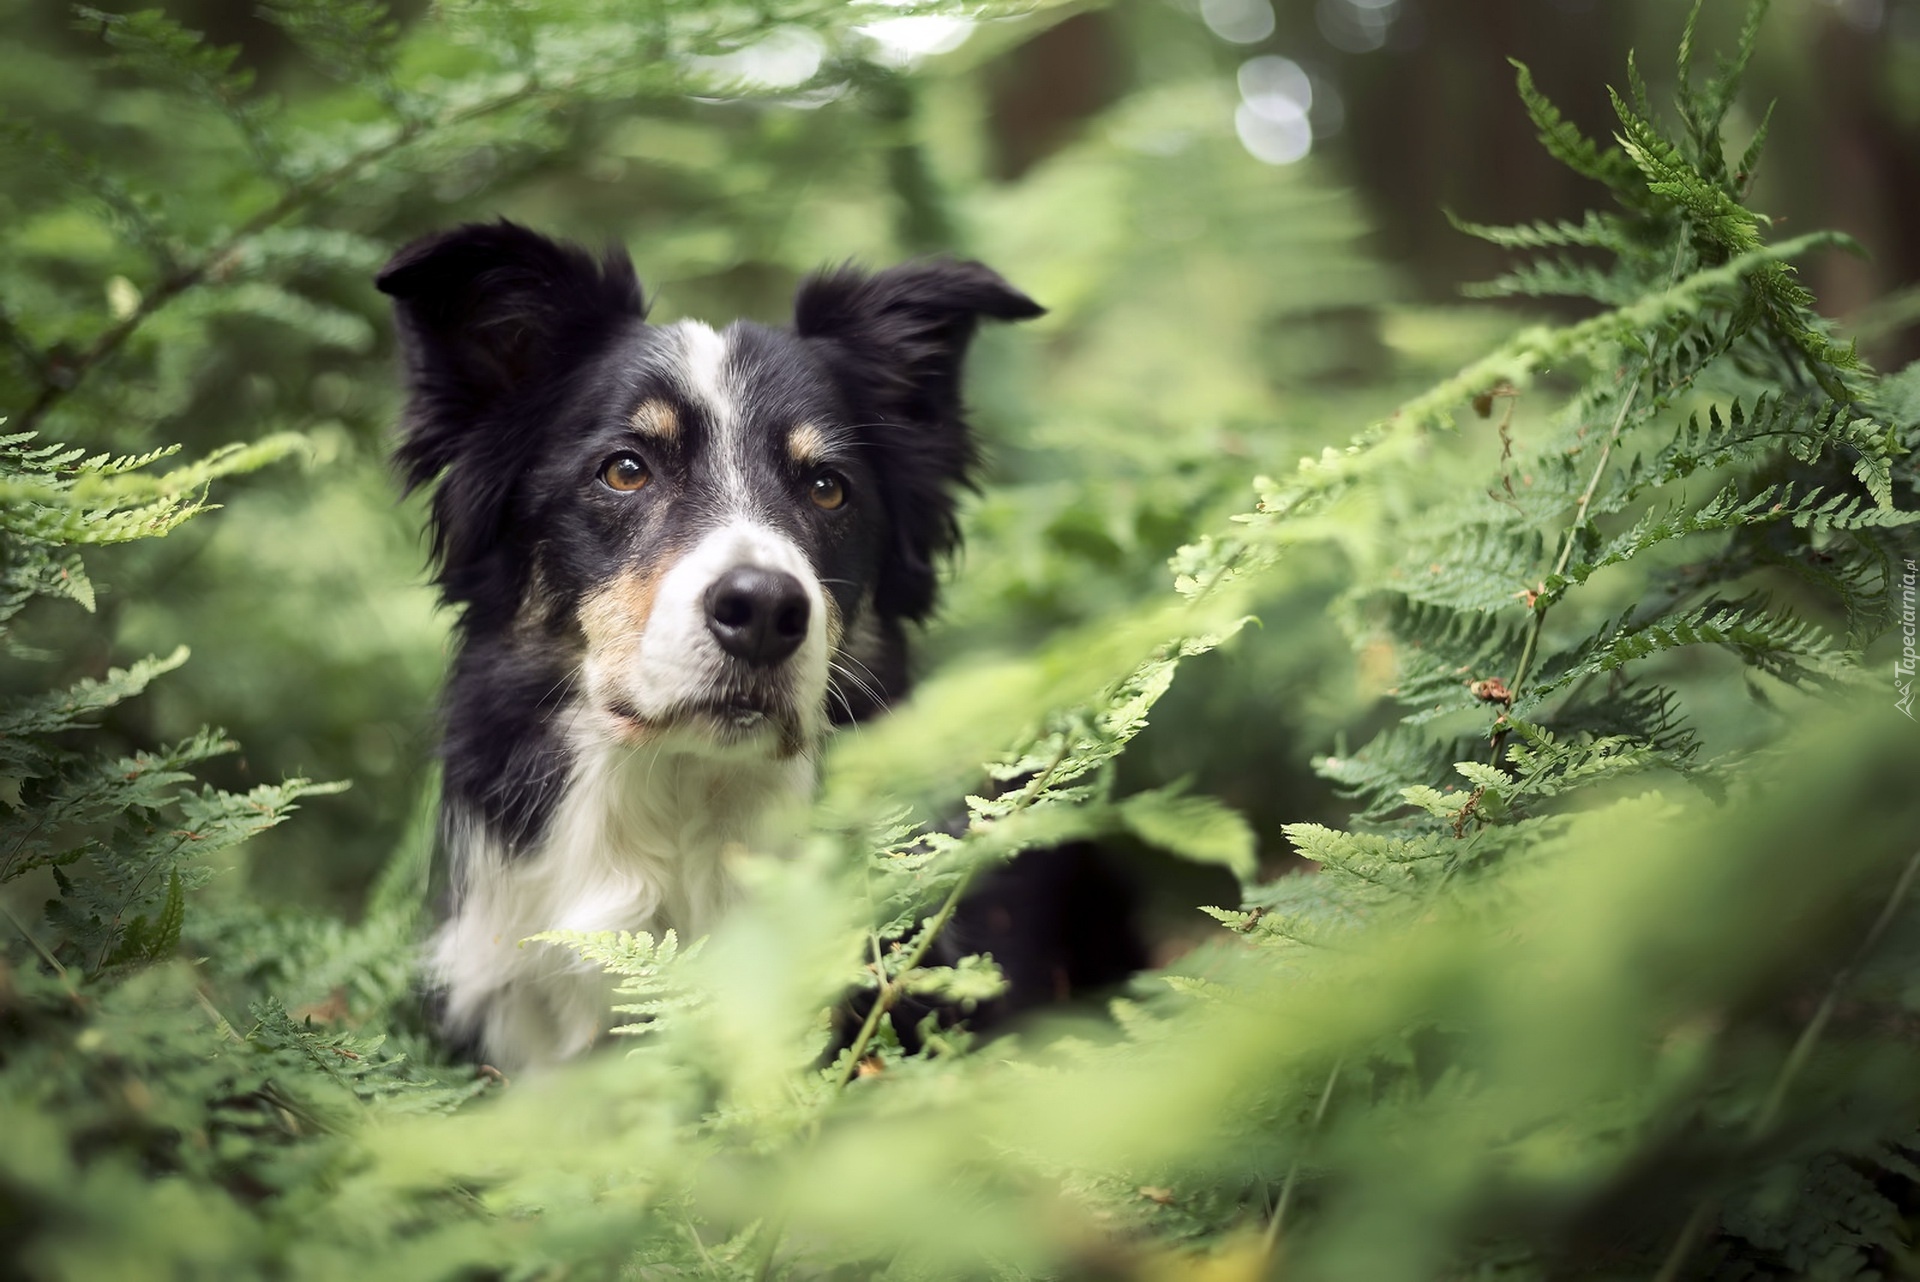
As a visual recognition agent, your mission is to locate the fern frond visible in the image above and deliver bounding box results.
[172,778,350,855]
[0,117,176,265]
[1508,59,1642,196]
[1461,259,1639,307]
[1315,724,1475,823]
[1609,397,1834,506]
[0,550,95,620]
[1546,483,1916,605]
[528,929,705,1036]
[259,0,401,90]
[1446,210,1632,254]
[1502,719,1688,801]
[1696,0,1772,174]
[1234,867,1377,950]
[1763,529,1906,648]
[39,776,341,974]
[1610,86,1762,260]
[902,954,1009,1005]
[1734,99,1776,194]
[1531,599,1854,699]
[1787,411,1901,509]
[0,730,232,884]
[229,227,390,276]
[247,998,484,1113]
[1392,231,1851,432]
[1377,600,1527,723]
[1548,683,1698,760]
[0,434,304,547]
[1388,524,1546,615]
[182,283,375,352]
[1282,823,1451,895]
[0,647,190,769]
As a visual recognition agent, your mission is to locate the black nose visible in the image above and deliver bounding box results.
[704,567,810,667]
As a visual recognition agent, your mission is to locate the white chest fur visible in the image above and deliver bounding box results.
[429,732,813,1070]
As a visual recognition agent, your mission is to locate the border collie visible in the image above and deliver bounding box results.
[377,221,1042,1071]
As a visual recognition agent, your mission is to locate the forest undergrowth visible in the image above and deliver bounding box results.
[2,2,1919,1279]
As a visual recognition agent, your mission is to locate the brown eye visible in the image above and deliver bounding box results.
[601,453,650,492]
[809,472,847,511]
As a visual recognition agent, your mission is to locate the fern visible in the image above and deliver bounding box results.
[73,6,287,179]
[530,929,706,1038]
[0,431,338,978]
[1281,823,1451,895]
[1273,0,1908,848]
[1461,256,1643,306]
[1448,209,1635,255]
[1179,7,1919,1273]
[2,4,1917,1281]
[1508,57,1642,196]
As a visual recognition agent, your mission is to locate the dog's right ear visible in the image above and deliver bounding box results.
[376,220,644,495]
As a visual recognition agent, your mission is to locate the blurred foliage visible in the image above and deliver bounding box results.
[3,0,1920,1280]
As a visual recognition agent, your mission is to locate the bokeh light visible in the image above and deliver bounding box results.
[1316,0,1399,53]
[1200,0,1277,45]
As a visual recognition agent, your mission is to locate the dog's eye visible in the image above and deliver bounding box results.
[808,472,847,511]
[600,453,651,493]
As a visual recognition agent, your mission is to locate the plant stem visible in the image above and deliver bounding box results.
[1509,363,1648,696]
[751,1208,790,1282]
[1262,1058,1343,1259]
[1754,846,1920,1139]
[1652,844,1920,1282]
[834,743,1073,1085]
[2,897,70,983]
[834,870,974,1085]
[1492,238,1691,762]
[1650,1201,1717,1282]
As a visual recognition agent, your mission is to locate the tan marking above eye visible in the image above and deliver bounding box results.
[787,422,828,466]
[602,453,650,492]
[809,472,847,511]
[629,399,678,441]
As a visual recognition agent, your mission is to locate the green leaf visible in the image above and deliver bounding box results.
[902,954,1008,1005]
[1119,785,1257,881]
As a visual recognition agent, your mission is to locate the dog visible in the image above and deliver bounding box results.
[377,220,1049,1071]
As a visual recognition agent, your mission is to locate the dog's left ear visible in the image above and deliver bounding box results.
[795,258,1043,621]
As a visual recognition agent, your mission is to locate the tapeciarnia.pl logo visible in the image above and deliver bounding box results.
[1898,558,1917,720]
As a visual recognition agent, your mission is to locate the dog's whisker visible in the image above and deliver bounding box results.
[832,652,889,706]
[829,658,885,710]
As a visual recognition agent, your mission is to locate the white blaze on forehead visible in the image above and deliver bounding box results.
[663,319,730,415]
[659,319,749,506]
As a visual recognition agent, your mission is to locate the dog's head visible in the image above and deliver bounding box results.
[378,221,1041,758]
